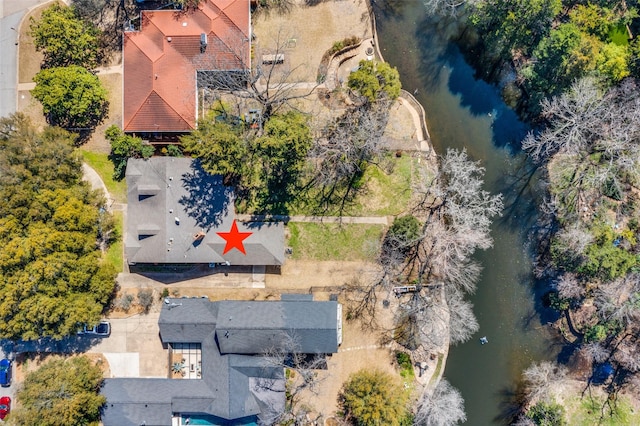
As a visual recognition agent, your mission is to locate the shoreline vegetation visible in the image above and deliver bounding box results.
[419,0,640,424]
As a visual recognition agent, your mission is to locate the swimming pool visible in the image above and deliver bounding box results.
[181,414,258,426]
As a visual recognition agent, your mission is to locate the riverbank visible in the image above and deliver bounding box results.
[253,0,446,415]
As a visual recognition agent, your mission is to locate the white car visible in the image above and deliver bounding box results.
[78,320,111,337]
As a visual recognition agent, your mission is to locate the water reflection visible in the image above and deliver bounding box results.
[374,1,560,424]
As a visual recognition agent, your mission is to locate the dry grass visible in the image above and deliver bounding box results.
[252,0,372,82]
[17,6,45,84]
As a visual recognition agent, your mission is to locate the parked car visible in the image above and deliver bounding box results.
[78,320,111,337]
[0,359,10,387]
[0,396,10,420]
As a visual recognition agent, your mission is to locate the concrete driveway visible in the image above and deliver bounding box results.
[87,313,168,378]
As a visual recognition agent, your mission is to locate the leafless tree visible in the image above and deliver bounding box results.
[521,361,568,402]
[309,102,393,211]
[581,342,610,364]
[555,225,593,258]
[522,77,605,163]
[412,294,450,354]
[71,0,137,58]
[414,379,467,426]
[595,274,640,327]
[423,0,480,16]
[612,338,640,373]
[523,78,640,198]
[445,289,479,345]
[414,148,503,294]
[195,29,320,121]
[555,273,585,300]
[259,332,328,424]
[311,102,390,186]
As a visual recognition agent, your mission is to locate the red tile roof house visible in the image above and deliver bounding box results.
[123,0,251,142]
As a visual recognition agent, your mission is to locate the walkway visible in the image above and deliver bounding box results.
[236,214,389,225]
[16,63,122,91]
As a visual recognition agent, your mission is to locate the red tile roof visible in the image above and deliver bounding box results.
[123,0,250,133]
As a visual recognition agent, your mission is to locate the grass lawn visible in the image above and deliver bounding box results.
[293,155,415,217]
[79,150,127,203]
[349,155,414,216]
[564,393,640,425]
[287,222,384,261]
[105,211,123,273]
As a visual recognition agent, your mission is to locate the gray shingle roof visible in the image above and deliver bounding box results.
[216,301,340,354]
[125,157,285,265]
[102,297,339,425]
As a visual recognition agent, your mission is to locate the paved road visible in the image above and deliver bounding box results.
[0,341,16,402]
[0,0,54,118]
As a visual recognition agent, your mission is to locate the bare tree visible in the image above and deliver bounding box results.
[581,342,610,364]
[595,274,640,327]
[415,378,467,426]
[71,0,137,58]
[309,102,392,211]
[415,148,503,293]
[259,332,328,424]
[423,0,480,16]
[555,273,585,300]
[521,361,568,402]
[195,29,320,121]
[511,415,536,426]
[522,78,605,163]
[445,289,479,345]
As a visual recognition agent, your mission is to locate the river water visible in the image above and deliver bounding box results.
[373,2,561,424]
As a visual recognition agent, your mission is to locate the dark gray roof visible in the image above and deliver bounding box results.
[158,298,218,343]
[216,301,340,354]
[102,298,338,425]
[125,157,285,265]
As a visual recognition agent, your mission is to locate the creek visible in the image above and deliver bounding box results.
[373,2,562,423]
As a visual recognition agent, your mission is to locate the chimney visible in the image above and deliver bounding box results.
[200,33,207,53]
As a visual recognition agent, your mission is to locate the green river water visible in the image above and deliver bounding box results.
[373,2,561,423]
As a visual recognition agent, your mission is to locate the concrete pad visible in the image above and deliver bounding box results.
[103,353,139,378]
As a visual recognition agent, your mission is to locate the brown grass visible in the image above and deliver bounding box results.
[17,5,46,84]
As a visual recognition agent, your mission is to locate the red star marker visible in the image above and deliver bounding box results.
[217,220,252,255]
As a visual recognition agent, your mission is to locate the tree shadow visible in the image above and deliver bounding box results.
[179,160,233,231]
[494,385,526,425]
[494,155,543,231]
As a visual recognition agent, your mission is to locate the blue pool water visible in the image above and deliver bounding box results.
[181,414,258,426]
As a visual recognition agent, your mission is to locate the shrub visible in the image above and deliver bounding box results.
[114,293,134,311]
[339,369,408,426]
[526,401,566,425]
[137,288,154,313]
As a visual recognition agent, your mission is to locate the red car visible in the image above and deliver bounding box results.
[0,396,10,420]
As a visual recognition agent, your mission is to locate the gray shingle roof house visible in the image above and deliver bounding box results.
[125,157,285,266]
[102,297,342,426]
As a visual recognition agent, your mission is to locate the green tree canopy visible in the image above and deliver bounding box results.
[383,215,422,259]
[348,60,401,103]
[105,125,154,180]
[29,2,102,69]
[183,110,312,214]
[0,114,116,341]
[339,369,408,426]
[253,111,313,210]
[180,113,247,184]
[471,0,562,57]
[9,356,105,426]
[32,65,108,130]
